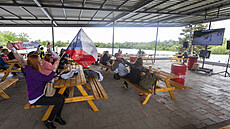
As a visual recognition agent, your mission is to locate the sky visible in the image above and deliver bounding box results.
[0,19,229,43]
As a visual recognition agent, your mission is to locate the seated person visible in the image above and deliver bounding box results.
[100,51,112,65]
[1,49,9,61]
[107,53,129,88]
[0,57,19,76]
[42,54,58,76]
[137,49,145,55]
[118,49,122,55]
[124,57,149,84]
[7,41,66,129]
[40,47,45,59]
[58,49,69,70]
[177,50,183,58]
[8,51,20,68]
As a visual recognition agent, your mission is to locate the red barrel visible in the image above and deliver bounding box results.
[130,56,137,63]
[171,63,187,85]
[188,58,198,70]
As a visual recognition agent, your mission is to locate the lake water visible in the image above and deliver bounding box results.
[17,47,229,63]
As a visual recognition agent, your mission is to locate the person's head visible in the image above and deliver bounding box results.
[105,51,109,56]
[27,54,41,72]
[2,49,9,55]
[134,57,143,67]
[139,49,141,51]
[60,49,65,54]
[27,51,39,58]
[114,53,120,58]
[40,47,44,50]
[44,54,54,63]
[0,46,3,50]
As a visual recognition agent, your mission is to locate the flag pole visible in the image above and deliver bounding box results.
[154,22,159,63]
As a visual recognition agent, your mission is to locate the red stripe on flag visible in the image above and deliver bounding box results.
[66,49,96,67]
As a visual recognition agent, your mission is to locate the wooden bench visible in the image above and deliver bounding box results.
[121,77,189,105]
[220,125,230,129]
[87,77,108,100]
[99,60,115,74]
[24,102,43,109]
[0,79,19,99]
[168,80,189,90]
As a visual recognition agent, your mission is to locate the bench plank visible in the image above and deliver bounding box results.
[24,103,43,109]
[168,80,189,90]
[93,78,108,99]
[0,79,19,99]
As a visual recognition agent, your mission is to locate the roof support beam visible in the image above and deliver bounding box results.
[60,0,67,19]
[101,0,129,22]
[33,0,57,26]
[12,0,38,19]
[106,0,157,26]
[79,0,86,20]
[20,6,38,19]
[155,0,228,23]
[0,7,21,19]
[90,0,108,21]
[123,0,168,21]
[0,2,227,17]
[0,18,189,24]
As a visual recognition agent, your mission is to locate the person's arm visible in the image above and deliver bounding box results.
[1,56,7,62]
[33,70,56,82]
[36,45,41,54]
[122,58,132,66]
[7,41,26,68]
[109,61,119,71]
[44,61,56,70]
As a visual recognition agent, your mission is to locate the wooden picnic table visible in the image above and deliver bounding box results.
[170,54,183,63]
[41,65,103,121]
[151,68,189,100]
[0,60,21,81]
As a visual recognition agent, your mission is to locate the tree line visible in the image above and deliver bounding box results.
[0,26,229,54]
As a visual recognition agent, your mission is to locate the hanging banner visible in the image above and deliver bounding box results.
[11,42,39,50]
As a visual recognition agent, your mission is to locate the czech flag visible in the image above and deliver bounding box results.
[66,29,98,67]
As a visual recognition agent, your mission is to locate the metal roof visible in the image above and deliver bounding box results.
[0,0,230,27]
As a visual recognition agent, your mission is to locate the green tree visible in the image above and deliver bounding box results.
[179,24,209,55]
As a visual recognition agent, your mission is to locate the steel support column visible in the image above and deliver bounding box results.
[154,22,159,62]
[52,20,55,51]
[188,24,192,53]
[112,21,115,56]
[202,21,211,68]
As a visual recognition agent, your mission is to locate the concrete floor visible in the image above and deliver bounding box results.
[0,60,230,129]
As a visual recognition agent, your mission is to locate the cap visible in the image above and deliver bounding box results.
[114,53,119,57]
[27,51,39,58]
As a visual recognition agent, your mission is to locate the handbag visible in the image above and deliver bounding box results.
[43,78,56,97]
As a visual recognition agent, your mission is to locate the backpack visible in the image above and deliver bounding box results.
[139,73,158,93]
[113,73,120,80]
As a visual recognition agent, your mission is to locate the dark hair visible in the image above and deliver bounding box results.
[134,57,143,67]
[27,51,39,58]
[44,54,53,62]
[40,47,44,50]
[0,46,3,49]
[2,49,8,53]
